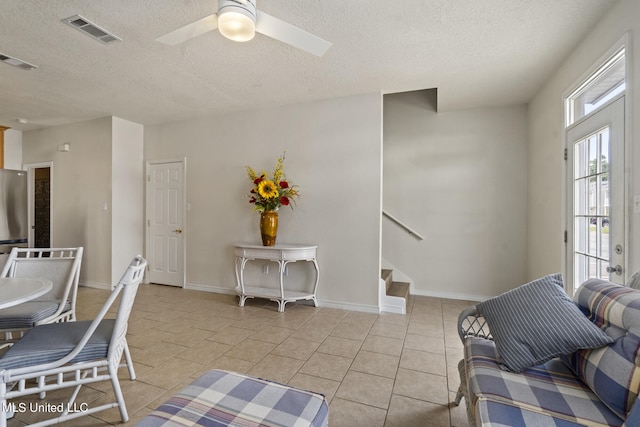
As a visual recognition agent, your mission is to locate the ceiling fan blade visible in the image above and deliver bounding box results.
[256,11,331,57]
[156,14,219,46]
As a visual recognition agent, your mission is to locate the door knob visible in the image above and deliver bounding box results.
[606,265,623,276]
[173,229,183,234]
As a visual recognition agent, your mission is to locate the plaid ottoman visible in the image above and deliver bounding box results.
[136,370,329,427]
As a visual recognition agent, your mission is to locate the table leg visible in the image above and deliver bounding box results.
[235,257,250,308]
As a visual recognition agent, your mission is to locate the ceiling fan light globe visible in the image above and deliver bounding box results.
[218,11,255,41]
[217,0,256,42]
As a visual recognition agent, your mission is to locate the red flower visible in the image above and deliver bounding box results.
[249,197,256,204]
[280,196,290,206]
[253,177,263,185]
[279,181,289,189]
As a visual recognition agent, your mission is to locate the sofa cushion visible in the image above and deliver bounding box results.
[465,336,623,426]
[564,280,640,420]
[476,273,613,373]
[623,398,640,427]
[476,399,595,427]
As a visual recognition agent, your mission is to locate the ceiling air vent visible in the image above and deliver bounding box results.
[62,15,122,44]
[0,53,38,70]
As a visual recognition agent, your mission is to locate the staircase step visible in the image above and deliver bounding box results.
[387,281,410,299]
[381,269,393,292]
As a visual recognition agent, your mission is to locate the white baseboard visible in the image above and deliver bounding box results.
[86,280,479,310]
[185,283,236,294]
[318,299,380,314]
[185,283,380,313]
[79,281,111,291]
[380,295,406,314]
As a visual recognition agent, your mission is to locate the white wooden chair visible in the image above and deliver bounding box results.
[0,247,83,340]
[0,255,146,427]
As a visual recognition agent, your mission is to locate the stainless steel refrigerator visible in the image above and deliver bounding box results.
[0,169,28,256]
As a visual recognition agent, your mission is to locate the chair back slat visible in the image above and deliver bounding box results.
[0,248,83,328]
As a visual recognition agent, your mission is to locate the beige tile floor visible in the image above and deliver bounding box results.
[7,283,473,426]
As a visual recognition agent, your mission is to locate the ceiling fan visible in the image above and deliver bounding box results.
[156,0,332,57]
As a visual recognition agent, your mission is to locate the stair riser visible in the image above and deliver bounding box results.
[380,269,409,314]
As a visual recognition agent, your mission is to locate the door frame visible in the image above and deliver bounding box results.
[24,161,54,248]
[562,35,632,292]
[145,158,187,287]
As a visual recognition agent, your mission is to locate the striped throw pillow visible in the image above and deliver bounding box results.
[476,273,613,373]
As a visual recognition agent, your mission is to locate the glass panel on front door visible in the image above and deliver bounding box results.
[573,128,610,286]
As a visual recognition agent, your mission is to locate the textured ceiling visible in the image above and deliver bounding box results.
[0,0,617,131]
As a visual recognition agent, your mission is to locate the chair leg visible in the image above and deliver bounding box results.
[65,371,89,414]
[454,384,464,406]
[0,388,8,427]
[109,365,129,423]
[123,340,136,380]
[455,358,467,406]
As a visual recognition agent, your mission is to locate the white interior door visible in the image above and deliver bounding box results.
[146,160,185,287]
[566,96,625,293]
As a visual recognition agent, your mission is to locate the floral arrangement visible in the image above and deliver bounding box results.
[246,153,300,212]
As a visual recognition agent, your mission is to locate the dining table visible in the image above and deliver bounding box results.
[0,277,53,310]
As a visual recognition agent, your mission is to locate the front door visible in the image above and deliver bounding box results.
[146,160,185,287]
[566,96,625,293]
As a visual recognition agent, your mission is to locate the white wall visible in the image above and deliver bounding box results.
[383,91,528,300]
[145,93,383,310]
[22,117,145,288]
[111,117,144,285]
[23,118,113,286]
[527,0,640,281]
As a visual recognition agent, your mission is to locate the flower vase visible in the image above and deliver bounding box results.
[260,210,278,246]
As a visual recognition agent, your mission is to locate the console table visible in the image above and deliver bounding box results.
[234,243,319,312]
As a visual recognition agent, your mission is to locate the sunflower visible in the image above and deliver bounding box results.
[257,180,279,199]
[246,154,300,211]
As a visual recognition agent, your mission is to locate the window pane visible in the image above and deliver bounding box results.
[588,255,597,279]
[601,128,610,172]
[588,219,597,257]
[575,253,587,283]
[575,139,588,178]
[589,135,598,176]
[566,48,625,126]
[599,224,609,260]
[588,179,597,216]
[575,178,588,215]
[598,175,608,215]
[599,260,609,279]
[575,216,589,253]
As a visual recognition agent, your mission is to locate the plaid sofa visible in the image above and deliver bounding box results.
[458,279,640,426]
